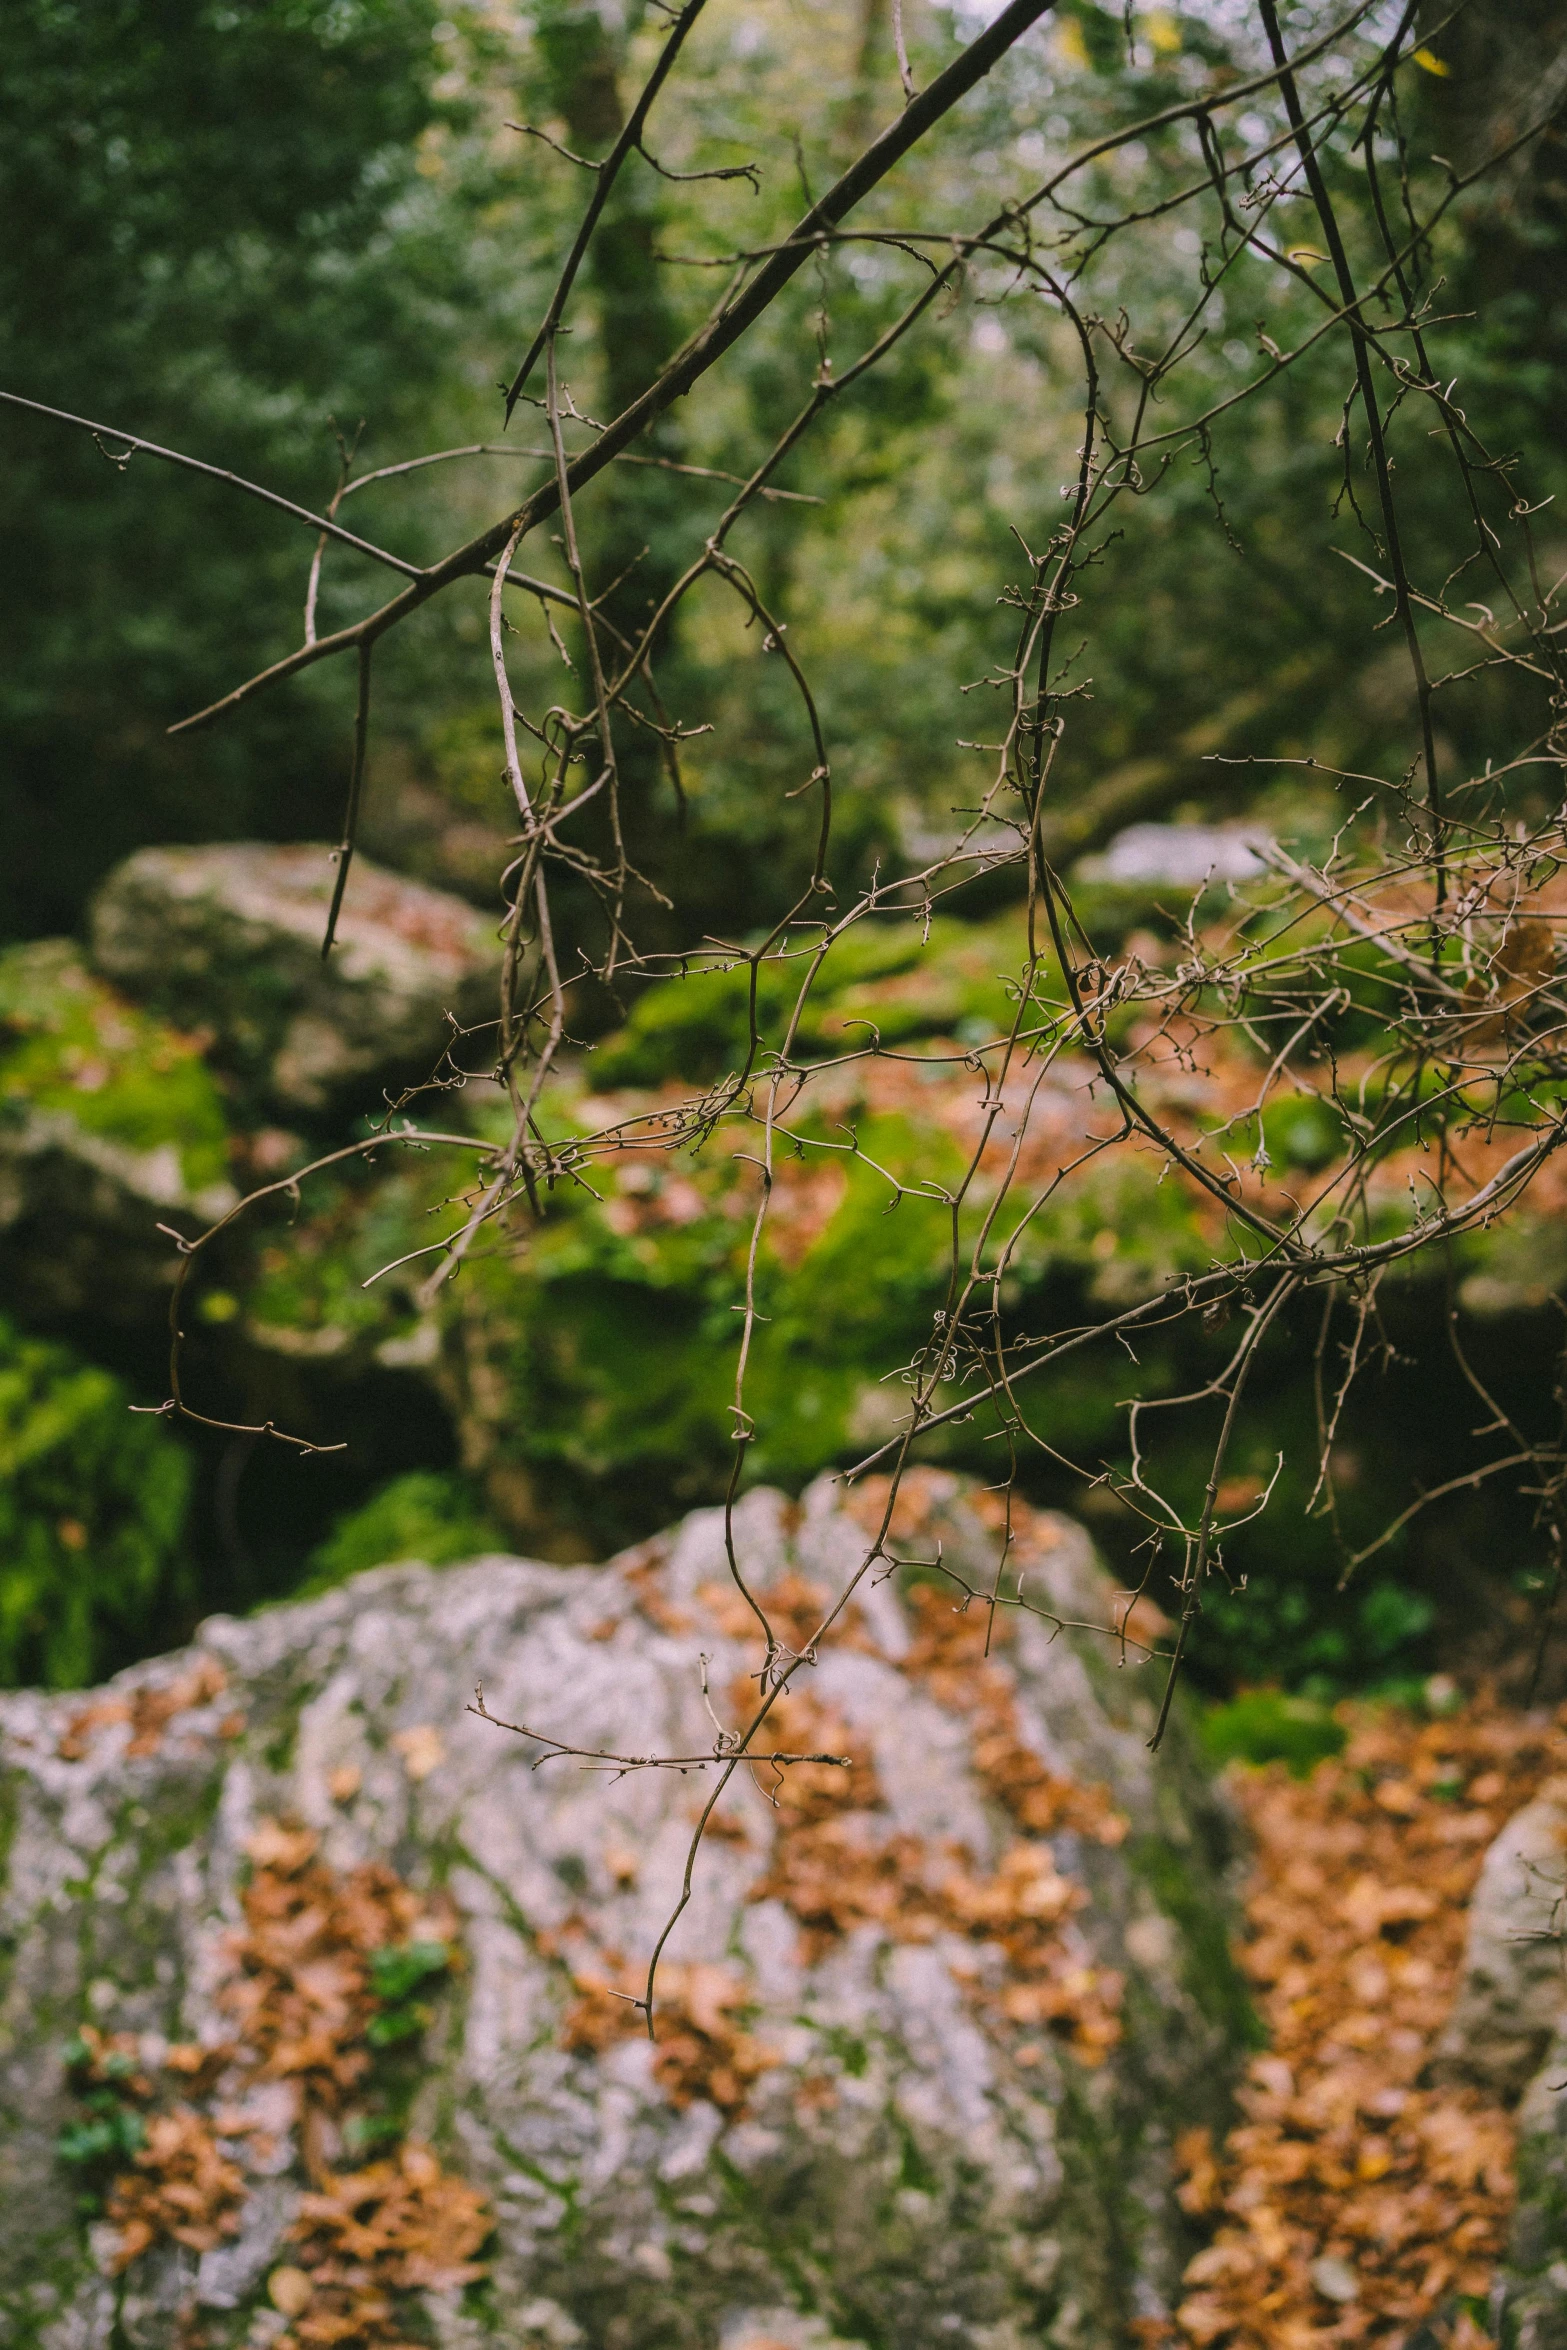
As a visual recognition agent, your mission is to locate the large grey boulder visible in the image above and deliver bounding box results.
[0,1477,1249,2349]
[89,844,500,1112]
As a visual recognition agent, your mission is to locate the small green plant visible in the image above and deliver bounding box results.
[365,1938,453,2047]
[55,2035,150,2207]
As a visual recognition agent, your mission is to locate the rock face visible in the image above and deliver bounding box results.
[1436,1776,1567,2101]
[89,844,500,1111]
[1439,1779,1567,2346]
[0,1476,1250,2349]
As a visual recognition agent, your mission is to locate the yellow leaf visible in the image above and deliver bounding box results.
[1146,9,1181,53]
[1411,45,1451,76]
[267,2267,314,2317]
[391,1723,446,1781]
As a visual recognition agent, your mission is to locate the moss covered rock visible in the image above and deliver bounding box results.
[0,938,234,1319]
[88,843,500,1113]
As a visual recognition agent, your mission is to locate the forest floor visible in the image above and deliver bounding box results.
[1162,1694,1567,2349]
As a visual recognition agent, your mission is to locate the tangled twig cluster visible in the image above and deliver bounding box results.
[13,1,1567,2017]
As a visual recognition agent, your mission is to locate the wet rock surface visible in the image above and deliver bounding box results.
[89,843,500,1112]
[0,1477,1249,2349]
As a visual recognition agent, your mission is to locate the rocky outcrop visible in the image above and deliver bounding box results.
[89,844,500,1112]
[0,1476,1250,2349]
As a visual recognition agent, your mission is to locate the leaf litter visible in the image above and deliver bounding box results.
[1162,1693,1567,2349]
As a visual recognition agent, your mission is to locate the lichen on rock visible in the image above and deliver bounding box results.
[0,1475,1247,2348]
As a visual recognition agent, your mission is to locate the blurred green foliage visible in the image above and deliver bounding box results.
[214,899,1526,1708]
[302,1470,505,1591]
[1198,1691,1346,1777]
[0,1315,192,1687]
[3,0,1562,949]
[0,0,503,938]
[590,917,1028,1083]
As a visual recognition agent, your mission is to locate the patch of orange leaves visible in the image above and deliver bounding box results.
[283,2142,489,2344]
[747,1612,1126,2064]
[224,1819,456,2124]
[57,1656,239,1761]
[901,1581,1127,2062]
[1163,1697,1567,2349]
[902,1580,1129,1849]
[693,1563,880,1658]
[745,1688,935,1959]
[562,1960,780,2113]
[104,2108,246,2272]
[84,1822,489,2345]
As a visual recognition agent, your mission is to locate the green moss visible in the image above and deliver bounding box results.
[894,2112,939,2193]
[87,1782,220,2003]
[1509,2114,1567,2286]
[121,1778,216,1879]
[263,1710,300,1774]
[0,939,230,1193]
[1199,1690,1346,1777]
[301,1472,505,1592]
[0,1770,16,1900]
[815,2023,869,2077]
[1050,2070,1147,2338]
